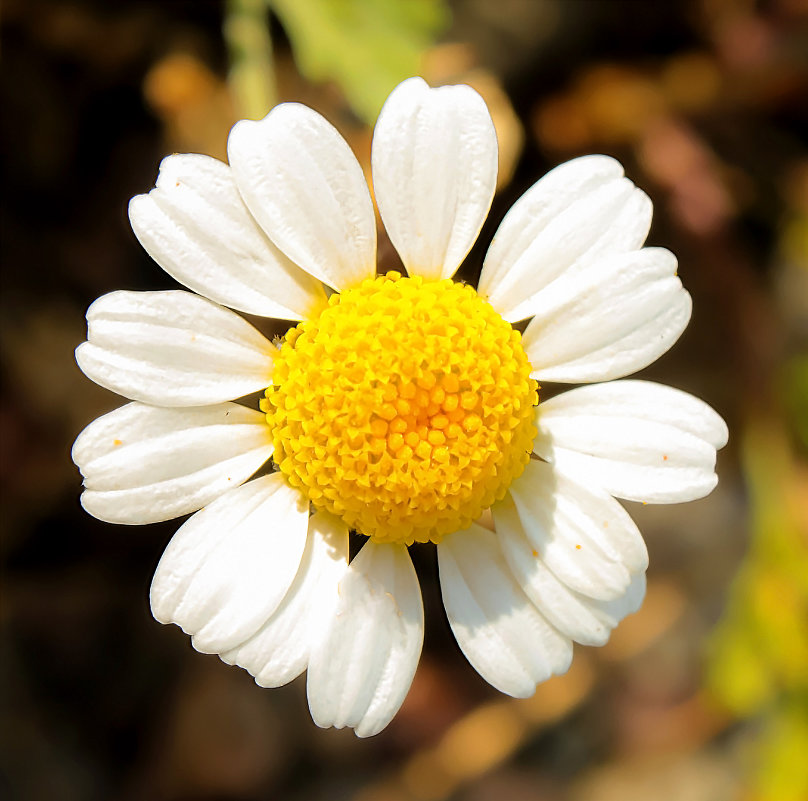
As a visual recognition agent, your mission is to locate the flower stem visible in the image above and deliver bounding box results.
[224,0,278,120]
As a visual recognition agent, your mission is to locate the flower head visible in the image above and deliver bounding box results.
[72,77,728,737]
[265,271,538,544]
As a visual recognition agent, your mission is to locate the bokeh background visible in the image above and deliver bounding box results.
[2,1,807,799]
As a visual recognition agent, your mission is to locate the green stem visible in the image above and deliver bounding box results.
[224,0,278,120]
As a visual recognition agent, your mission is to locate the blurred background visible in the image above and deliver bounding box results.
[1,0,807,799]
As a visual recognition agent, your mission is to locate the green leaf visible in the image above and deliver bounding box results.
[268,0,450,122]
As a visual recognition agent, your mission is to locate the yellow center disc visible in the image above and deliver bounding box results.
[263,272,538,545]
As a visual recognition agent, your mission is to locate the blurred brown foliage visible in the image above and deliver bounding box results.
[1,1,806,800]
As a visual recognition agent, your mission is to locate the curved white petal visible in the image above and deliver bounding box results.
[479,156,652,321]
[494,492,646,646]
[72,402,273,524]
[228,103,376,291]
[221,511,349,688]
[507,461,648,601]
[128,154,327,320]
[591,570,647,626]
[371,77,498,281]
[480,156,624,292]
[75,290,277,406]
[150,474,309,654]
[522,248,692,383]
[438,523,573,698]
[307,541,423,738]
[534,381,728,503]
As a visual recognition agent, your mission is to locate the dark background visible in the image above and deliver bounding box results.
[2,1,807,800]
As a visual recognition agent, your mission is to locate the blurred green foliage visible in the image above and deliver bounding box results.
[267,0,450,121]
[706,387,808,800]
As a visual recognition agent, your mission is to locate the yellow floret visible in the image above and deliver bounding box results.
[264,272,538,545]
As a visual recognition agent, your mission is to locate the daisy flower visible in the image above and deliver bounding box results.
[72,77,728,737]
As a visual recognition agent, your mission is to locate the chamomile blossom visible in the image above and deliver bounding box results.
[72,77,727,737]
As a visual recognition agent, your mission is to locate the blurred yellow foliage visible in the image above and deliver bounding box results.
[143,52,235,160]
[355,657,596,801]
[533,52,724,153]
[706,410,808,800]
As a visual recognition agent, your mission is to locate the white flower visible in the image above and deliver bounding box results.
[72,77,728,737]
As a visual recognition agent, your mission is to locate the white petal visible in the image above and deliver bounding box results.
[494,492,646,646]
[371,77,498,281]
[221,511,349,688]
[534,380,729,503]
[522,248,691,382]
[480,156,624,292]
[228,104,376,291]
[507,461,648,601]
[438,523,573,698]
[150,474,309,654]
[128,154,327,320]
[479,156,652,321]
[72,402,273,524]
[76,290,277,406]
[307,542,423,738]
[590,571,647,626]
